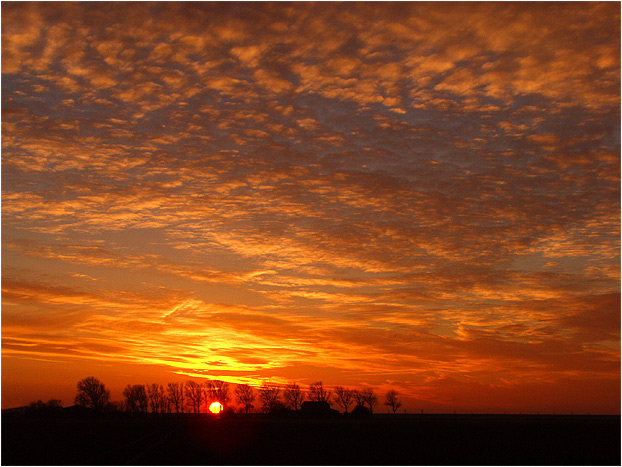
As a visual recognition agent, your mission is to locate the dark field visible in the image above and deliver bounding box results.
[2,414,620,465]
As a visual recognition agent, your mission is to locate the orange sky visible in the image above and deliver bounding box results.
[2,2,620,414]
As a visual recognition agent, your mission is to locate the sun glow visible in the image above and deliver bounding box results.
[209,401,223,414]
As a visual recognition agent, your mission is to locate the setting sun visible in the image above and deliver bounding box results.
[209,402,223,415]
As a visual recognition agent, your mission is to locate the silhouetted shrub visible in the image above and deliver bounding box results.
[63,405,93,417]
[23,400,64,417]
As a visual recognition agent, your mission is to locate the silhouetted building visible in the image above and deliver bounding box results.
[300,401,339,418]
[350,404,371,418]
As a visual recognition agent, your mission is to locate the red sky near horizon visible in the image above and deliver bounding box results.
[2,2,620,414]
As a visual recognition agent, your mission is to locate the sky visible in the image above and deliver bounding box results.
[1,1,620,414]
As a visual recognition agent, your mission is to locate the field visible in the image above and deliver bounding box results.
[2,414,620,465]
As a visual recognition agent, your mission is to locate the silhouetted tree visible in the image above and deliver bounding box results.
[352,389,366,408]
[235,383,255,414]
[384,389,402,415]
[308,381,331,403]
[362,388,378,414]
[185,380,204,414]
[147,383,157,413]
[29,400,47,411]
[75,376,110,411]
[104,401,124,413]
[202,380,213,411]
[284,382,305,410]
[259,382,281,413]
[123,384,148,413]
[334,386,354,414]
[210,380,230,405]
[162,392,171,413]
[26,399,63,415]
[147,383,167,413]
[167,382,185,413]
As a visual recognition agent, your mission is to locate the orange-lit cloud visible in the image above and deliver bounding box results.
[2,2,619,413]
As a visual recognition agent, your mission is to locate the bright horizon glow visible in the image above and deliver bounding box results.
[1,2,619,415]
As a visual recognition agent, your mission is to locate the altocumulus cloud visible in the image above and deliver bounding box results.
[2,2,619,413]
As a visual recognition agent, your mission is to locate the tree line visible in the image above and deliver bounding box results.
[68,376,402,415]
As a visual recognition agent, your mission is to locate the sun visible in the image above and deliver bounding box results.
[209,401,223,414]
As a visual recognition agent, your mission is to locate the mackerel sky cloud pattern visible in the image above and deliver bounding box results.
[2,2,620,413]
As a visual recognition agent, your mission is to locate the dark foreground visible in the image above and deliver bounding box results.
[2,414,620,465]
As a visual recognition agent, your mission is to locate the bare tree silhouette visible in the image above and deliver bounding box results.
[384,389,402,415]
[185,380,204,414]
[334,386,354,414]
[202,380,213,412]
[75,376,110,411]
[162,389,171,413]
[235,383,255,414]
[210,380,230,405]
[123,384,148,413]
[352,389,366,408]
[167,382,185,413]
[362,388,378,415]
[147,383,166,413]
[308,381,331,403]
[259,382,281,413]
[284,381,305,410]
